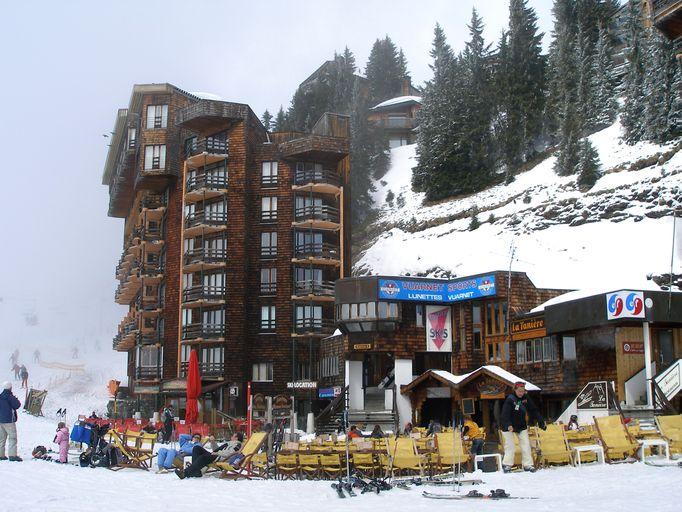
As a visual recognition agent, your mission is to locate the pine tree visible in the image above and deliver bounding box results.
[554,99,580,176]
[261,109,272,131]
[592,23,618,129]
[576,26,597,133]
[349,80,377,225]
[621,0,647,144]
[366,36,409,104]
[668,60,682,140]
[576,137,601,188]
[274,106,286,131]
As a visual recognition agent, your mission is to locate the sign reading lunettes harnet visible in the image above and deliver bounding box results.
[378,275,496,303]
[426,305,452,352]
[606,290,645,320]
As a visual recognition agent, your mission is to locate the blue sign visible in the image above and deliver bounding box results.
[319,387,341,399]
[378,275,496,303]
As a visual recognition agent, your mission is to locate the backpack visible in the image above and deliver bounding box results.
[32,445,48,458]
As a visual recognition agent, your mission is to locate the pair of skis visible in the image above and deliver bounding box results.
[423,489,538,500]
[331,477,392,497]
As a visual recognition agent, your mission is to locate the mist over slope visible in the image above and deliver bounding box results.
[356,120,681,290]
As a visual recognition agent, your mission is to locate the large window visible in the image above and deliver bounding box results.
[486,341,509,363]
[321,356,339,377]
[202,308,224,326]
[261,305,276,331]
[137,346,161,368]
[202,346,224,366]
[485,302,508,336]
[562,335,577,361]
[146,104,168,129]
[261,197,278,222]
[127,127,137,149]
[261,232,277,257]
[295,362,312,380]
[472,304,482,350]
[261,162,278,186]
[252,362,273,382]
[144,145,166,170]
[260,268,277,294]
[416,305,424,327]
[516,337,558,364]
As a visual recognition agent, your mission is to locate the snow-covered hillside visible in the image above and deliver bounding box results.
[358,120,681,290]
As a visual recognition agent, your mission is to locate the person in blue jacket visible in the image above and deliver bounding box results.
[1,381,22,461]
[156,432,203,473]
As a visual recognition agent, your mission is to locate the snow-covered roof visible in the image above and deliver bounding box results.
[408,366,540,392]
[190,91,223,101]
[478,365,541,391]
[432,369,470,385]
[531,285,675,313]
[371,95,422,110]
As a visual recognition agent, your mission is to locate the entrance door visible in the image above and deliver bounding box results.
[420,398,452,427]
[655,329,674,369]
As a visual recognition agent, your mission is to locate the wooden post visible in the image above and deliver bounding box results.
[643,322,653,408]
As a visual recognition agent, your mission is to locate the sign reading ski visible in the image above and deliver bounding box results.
[606,291,644,320]
[426,305,452,352]
[576,381,609,410]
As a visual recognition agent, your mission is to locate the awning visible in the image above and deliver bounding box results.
[401,365,540,395]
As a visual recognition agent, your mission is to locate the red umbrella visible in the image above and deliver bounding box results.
[185,349,201,425]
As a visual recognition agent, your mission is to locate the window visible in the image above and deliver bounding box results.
[202,272,225,290]
[295,305,322,329]
[472,304,482,350]
[146,104,168,129]
[260,268,277,294]
[295,362,312,380]
[252,362,273,382]
[137,346,160,367]
[202,308,224,327]
[562,335,576,361]
[486,340,509,363]
[261,162,278,186]
[202,346,224,366]
[144,145,166,170]
[127,127,137,149]
[416,305,424,327]
[377,302,398,318]
[485,302,508,336]
[261,197,278,222]
[181,308,192,327]
[261,305,276,331]
[185,136,197,155]
[321,356,339,377]
[516,337,558,364]
[181,344,191,363]
[261,232,277,257]
[389,136,409,149]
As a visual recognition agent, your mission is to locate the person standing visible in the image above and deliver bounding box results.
[0,381,22,461]
[11,365,20,381]
[33,350,40,363]
[53,422,70,464]
[500,381,545,473]
[463,415,485,455]
[19,366,29,389]
[161,404,174,443]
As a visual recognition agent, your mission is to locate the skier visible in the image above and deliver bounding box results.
[11,364,20,381]
[53,422,70,463]
[0,381,22,461]
[9,350,19,367]
[72,347,78,359]
[161,404,174,443]
[500,381,545,473]
[19,365,29,389]
[33,349,40,363]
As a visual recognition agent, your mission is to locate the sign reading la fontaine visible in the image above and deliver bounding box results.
[426,305,452,352]
[378,275,496,303]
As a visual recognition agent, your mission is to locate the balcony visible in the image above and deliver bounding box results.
[183,247,227,273]
[137,331,162,345]
[184,211,228,237]
[293,318,335,336]
[176,100,248,132]
[135,367,163,380]
[182,285,226,307]
[293,169,341,195]
[115,264,142,305]
[180,361,225,378]
[293,204,340,230]
[112,318,139,351]
[140,194,166,211]
[185,136,229,169]
[373,117,418,130]
[279,135,349,160]
[292,242,341,266]
[293,280,335,301]
[182,323,226,341]
[185,173,228,202]
[651,0,682,40]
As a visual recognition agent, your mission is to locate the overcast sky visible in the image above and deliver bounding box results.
[0,0,555,353]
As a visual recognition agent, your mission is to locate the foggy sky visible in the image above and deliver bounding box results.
[0,0,554,351]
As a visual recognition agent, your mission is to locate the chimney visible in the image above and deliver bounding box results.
[401,78,411,96]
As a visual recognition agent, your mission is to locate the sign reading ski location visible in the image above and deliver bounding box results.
[576,381,608,410]
[426,305,452,352]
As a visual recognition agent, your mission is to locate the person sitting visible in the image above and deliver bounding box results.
[566,415,579,431]
[347,425,362,439]
[462,415,484,455]
[157,433,202,473]
[403,422,414,436]
[369,424,385,439]
[426,419,442,436]
[141,423,158,435]
[176,432,243,479]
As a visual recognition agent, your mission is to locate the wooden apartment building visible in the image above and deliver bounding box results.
[103,84,350,419]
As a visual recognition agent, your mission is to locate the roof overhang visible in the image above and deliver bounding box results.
[401,366,540,395]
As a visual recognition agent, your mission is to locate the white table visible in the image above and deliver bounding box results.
[573,444,605,466]
[637,438,670,461]
[474,453,502,472]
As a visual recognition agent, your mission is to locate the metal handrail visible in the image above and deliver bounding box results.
[140,194,166,210]
[182,285,226,303]
[186,173,228,192]
[294,318,335,333]
[186,136,229,158]
[260,283,277,294]
[315,385,349,424]
[184,247,227,265]
[294,205,340,223]
[180,361,225,377]
[135,367,162,380]
[182,323,226,340]
[294,242,340,260]
[260,246,278,258]
[185,210,228,228]
[293,279,335,296]
[294,169,340,186]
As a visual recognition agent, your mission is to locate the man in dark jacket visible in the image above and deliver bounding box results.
[499,381,545,473]
[0,381,22,461]
[161,405,174,443]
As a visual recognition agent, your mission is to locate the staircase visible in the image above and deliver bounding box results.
[347,410,397,434]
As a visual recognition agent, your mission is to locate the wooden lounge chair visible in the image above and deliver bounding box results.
[352,452,377,478]
[655,414,682,455]
[434,431,469,474]
[105,429,156,471]
[535,424,573,467]
[298,453,321,479]
[387,437,423,477]
[275,453,299,480]
[594,415,638,462]
[320,453,343,479]
[213,431,269,479]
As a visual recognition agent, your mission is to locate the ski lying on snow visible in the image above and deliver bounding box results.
[331,483,346,498]
[422,491,538,500]
[644,459,682,468]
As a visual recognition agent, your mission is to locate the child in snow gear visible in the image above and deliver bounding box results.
[161,405,174,443]
[500,382,545,472]
[0,381,22,461]
[54,422,70,463]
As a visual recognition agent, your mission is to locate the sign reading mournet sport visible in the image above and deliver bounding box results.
[606,290,645,320]
[426,305,452,352]
[378,275,496,303]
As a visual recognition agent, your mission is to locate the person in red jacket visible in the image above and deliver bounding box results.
[347,425,362,439]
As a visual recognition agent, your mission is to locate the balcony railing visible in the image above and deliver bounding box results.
[137,332,162,345]
[186,137,229,158]
[294,318,335,334]
[374,117,418,129]
[294,242,340,261]
[294,169,340,187]
[261,175,278,187]
[135,367,162,380]
[261,211,278,223]
[186,173,228,193]
[140,194,166,210]
[260,282,277,294]
[182,323,226,340]
[182,285,226,303]
[294,205,340,224]
[260,246,277,258]
[184,247,227,266]
[294,279,335,297]
[185,211,228,229]
[140,260,163,277]
[181,361,225,377]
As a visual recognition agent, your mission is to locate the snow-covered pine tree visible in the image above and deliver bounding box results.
[274,106,286,131]
[576,137,601,188]
[621,0,646,144]
[576,26,597,134]
[349,81,376,226]
[366,36,408,104]
[554,99,580,176]
[668,60,682,140]
[261,110,272,131]
[643,29,680,143]
[592,23,618,129]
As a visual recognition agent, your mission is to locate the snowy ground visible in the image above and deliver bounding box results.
[3,412,682,512]
[360,120,681,290]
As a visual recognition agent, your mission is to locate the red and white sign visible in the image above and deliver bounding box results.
[606,291,645,320]
[426,305,452,352]
[622,342,644,354]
